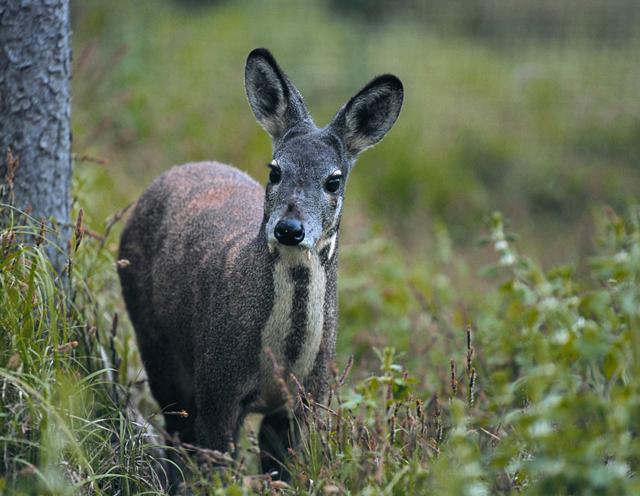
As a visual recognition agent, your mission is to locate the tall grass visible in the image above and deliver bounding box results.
[0,196,169,494]
[2,184,639,493]
[279,207,640,495]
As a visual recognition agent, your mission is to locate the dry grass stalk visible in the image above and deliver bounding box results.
[165,410,189,418]
[110,313,121,389]
[434,395,443,444]
[466,325,474,374]
[338,355,354,386]
[72,153,109,166]
[180,443,234,465]
[389,409,397,444]
[450,359,457,397]
[35,218,46,247]
[74,208,85,252]
[83,228,105,241]
[57,341,79,353]
[265,347,293,410]
[6,353,21,370]
[1,229,15,257]
[5,147,20,194]
[87,325,97,338]
[101,202,133,249]
[468,367,477,407]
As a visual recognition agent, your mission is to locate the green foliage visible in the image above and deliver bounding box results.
[285,207,640,495]
[0,201,169,494]
[71,0,640,262]
[475,208,640,494]
[3,197,640,494]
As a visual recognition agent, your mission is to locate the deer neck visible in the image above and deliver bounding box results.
[259,233,337,400]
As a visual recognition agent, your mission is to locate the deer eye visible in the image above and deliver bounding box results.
[325,172,342,193]
[268,163,282,185]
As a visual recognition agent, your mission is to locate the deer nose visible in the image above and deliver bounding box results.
[274,218,305,246]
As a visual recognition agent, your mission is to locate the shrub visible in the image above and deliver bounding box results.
[2,192,639,494]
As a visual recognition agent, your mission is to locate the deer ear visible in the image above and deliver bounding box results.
[330,74,403,159]
[245,48,312,142]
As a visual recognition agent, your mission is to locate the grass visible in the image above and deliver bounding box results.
[2,187,640,493]
[71,0,640,264]
[0,197,170,494]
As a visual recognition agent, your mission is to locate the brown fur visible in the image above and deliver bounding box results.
[119,161,336,460]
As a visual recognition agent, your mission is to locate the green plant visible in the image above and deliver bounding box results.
[0,199,170,494]
[3,184,640,494]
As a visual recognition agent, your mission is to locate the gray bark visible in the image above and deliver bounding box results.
[0,0,72,272]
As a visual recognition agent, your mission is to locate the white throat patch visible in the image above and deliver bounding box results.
[259,248,326,411]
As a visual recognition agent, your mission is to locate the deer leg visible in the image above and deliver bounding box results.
[258,409,298,480]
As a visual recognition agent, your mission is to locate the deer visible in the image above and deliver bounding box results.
[118,48,403,481]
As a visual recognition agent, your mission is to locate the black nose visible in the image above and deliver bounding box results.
[274,218,305,246]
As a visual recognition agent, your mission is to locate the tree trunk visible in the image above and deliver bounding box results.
[0,0,72,272]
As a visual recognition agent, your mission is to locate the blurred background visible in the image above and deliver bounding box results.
[71,0,640,270]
